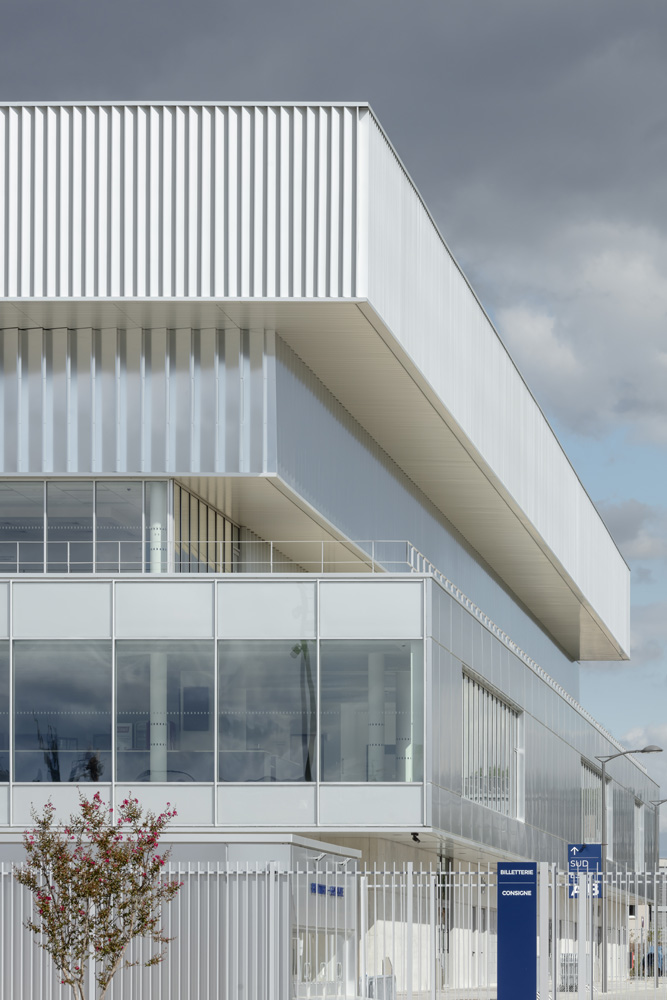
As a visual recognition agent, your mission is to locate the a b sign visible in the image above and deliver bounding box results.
[497,862,537,1000]
[568,843,602,898]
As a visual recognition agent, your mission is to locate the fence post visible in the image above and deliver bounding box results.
[578,872,587,1000]
[551,865,558,997]
[430,871,437,1000]
[268,861,277,1000]
[406,861,414,1000]
[359,873,367,997]
[539,862,550,1000]
[655,869,660,991]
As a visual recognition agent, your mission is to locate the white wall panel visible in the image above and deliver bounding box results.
[115,581,214,637]
[365,117,629,654]
[318,784,423,826]
[13,582,111,638]
[217,785,317,826]
[0,104,360,299]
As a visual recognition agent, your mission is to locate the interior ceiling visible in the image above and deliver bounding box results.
[0,297,624,662]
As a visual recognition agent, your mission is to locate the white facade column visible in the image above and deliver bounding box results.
[367,652,385,781]
[411,641,424,780]
[149,482,167,574]
[149,652,168,781]
[396,642,423,782]
[395,668,413,782]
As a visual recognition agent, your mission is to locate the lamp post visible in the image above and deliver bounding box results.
[649,799,667,988]
[649,799,667,875]
[596,745,662,994]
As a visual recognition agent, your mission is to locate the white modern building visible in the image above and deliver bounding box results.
[0,102,658,876]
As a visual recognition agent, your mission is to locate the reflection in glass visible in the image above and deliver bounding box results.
[0,481,44,572]
[14,641,112,782]
[47,481,94,572]
[320,640,423,782]
[219,640,316,782]
[0,643,8,781]
[116,641,214,781]
[96,482,143,572]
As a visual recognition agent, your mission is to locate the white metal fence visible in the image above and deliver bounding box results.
[3,862,667,999]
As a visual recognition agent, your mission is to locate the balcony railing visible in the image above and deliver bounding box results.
[0,538,423,575]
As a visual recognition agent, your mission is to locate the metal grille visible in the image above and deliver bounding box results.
[462,673,519,818]
[3,861,667,999]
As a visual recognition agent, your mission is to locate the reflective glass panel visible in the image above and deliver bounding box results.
[47,481,94,573]
[218,640,316,782]
[14,641,112,782]
[319,640,423,782]
[96,481,143,572]
[116,641,214,782]
[0,481,44,572]
[0,643,7,781]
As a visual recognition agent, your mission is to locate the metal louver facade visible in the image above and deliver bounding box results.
[0,326,276,474]
[0,104,363,299]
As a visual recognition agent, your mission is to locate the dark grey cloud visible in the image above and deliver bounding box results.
[596,500,667,560]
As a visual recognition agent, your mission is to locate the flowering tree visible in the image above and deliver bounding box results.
[14,793,182,1000]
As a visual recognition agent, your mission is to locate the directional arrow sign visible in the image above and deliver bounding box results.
[568,843,602,898]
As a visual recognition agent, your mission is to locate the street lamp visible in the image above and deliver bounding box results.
[650,799,667,873]
[596,745,662,994]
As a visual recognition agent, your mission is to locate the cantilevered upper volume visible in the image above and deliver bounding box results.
[0,102,629,662]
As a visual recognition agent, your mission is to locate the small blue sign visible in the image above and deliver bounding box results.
[568,843,602,898]
[310,883,344,898]
[497,862,537,1000]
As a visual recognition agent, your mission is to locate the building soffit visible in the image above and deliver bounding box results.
[0,296,626,663]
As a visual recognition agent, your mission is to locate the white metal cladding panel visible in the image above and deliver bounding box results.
[0,326,277,474]
[366,117,629,651]
[0,104,360,299]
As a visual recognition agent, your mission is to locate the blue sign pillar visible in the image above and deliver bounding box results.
[497,862,537,1000]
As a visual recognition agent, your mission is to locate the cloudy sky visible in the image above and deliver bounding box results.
[3,0,667,834]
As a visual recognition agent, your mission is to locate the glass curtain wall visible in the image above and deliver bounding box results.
[462,672,520,817]
[319,640,423,782]
[14,641,112,782]
[0,643,7,781]
[0,480,170,573]
[116,641,214,782]
[0,482,45,572]
[0,480,240,574]
[218,640,316,781]
[9,635,424,785]
[96,482,143,571]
